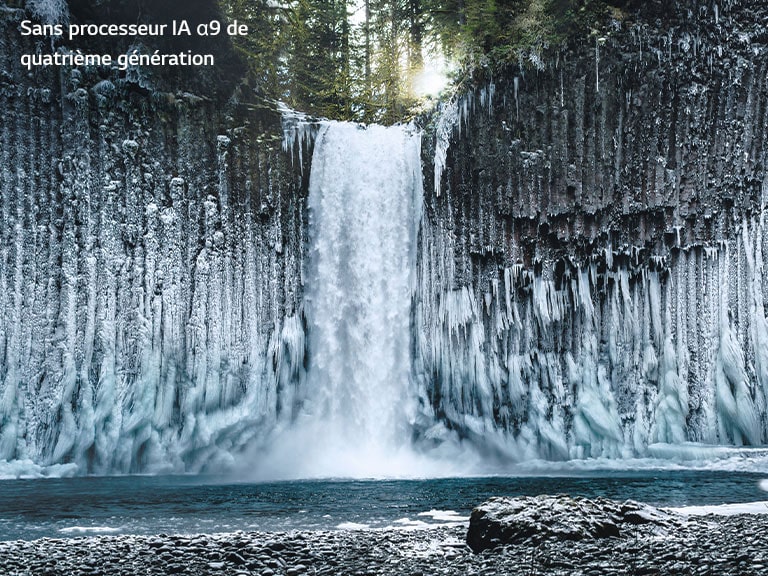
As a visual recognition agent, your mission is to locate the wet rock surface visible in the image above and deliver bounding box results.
[466,495,685,552]
[1,506,766,575]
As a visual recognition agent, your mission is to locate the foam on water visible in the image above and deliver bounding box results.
[337,522,370,530]
[667,502,768,516]
[417,510,467,523]
[388,510,468,531]
[59,526,122,535]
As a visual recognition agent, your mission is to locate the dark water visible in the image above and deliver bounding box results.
[1,471,766,541]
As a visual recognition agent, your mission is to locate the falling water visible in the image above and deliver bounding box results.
[306,121,422,453]
[255,121,445,479]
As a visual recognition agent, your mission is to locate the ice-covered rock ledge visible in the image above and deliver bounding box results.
[467,495,686,553]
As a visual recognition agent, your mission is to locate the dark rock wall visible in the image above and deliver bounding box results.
[0,6,306,473]
[414,0,768,458]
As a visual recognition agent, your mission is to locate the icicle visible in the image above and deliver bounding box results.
[487,82,495,117]
[595,38,600,94]
[279,103,317,174]
[513,76,520,122]
[433,98,459,197]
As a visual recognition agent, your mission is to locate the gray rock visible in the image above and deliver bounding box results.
[226,551,247,565]
[466,495,685,552]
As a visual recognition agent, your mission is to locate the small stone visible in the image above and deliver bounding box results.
[227,551,247,565]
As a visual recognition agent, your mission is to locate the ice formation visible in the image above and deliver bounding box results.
[412,1,768,466]
[412,223,768,461]
[24,0,68,25]
[0,7,305,472]
[2,1,768,477]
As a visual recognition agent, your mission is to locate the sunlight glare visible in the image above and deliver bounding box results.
[413,67,449,98]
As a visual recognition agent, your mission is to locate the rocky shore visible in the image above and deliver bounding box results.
[1,498,766,575]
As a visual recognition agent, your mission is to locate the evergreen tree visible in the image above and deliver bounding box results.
[220,0,618,123]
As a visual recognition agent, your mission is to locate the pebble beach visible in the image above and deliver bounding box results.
[1,510,766,575]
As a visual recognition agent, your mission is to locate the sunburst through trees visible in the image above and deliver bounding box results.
[220,0,623,123]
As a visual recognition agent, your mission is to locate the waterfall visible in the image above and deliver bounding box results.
[253,121,457,479]
[306,122,421,444]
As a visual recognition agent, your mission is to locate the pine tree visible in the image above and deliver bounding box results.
[219,0,616,123]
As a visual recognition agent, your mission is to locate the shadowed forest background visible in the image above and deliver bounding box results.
[219,0,643,122]
[43,0,668,122]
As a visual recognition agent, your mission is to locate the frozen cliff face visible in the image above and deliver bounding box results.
[3,0,768,477]
[0,9,306,474]
[414,0,768,460]
[25,0,68,25]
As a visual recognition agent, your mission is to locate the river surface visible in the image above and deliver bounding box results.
[1,470,767,541]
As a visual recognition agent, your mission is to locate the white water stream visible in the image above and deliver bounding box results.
[254,121,461,478]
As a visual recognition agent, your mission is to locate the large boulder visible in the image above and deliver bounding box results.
[466,495,682,553]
